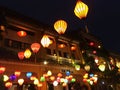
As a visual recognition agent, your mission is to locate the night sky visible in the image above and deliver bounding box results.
[0,0,120,53]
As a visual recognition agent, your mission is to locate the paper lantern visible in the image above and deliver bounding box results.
[37,83,43,87]
[50,76,55,81]
[75,65,80,70]
[18,51,24,60]
[54,20,67,34]
[24,49,31,59]
[40,76,45,82]
[41,35,51,48]
[5,82,12,88]
[3,75,9,82]
[74,0,89,19]
[98,64,105,72]
[26,72,32,78]
[47,70,52,76]
[53,81,58,86]
[71,46,76,51]
[17,30,27,37]
[0,66,6,74]
[31,43,40,53]
[57,73,62,77]
[14,71,21,77]
[0,25,5,31]
[58,44,65,48]
[18,78,24,85]
[34,78,39,85]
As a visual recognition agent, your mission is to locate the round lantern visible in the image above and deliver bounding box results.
[17,30,27,37]
[74,0,89,19]
[54,20,67,34]
[18,78,24,85]
[5,82,12,88]
[14,71,21,77]
[47,70,52,76]
[24,49,31,59]
[31,43,40,53]
[3,75,9,82]
[0,66,6,74]
[71,46,76,51]
[18,51,24,60]
[0,25,5,31]
[75,64,80,70]
[98,64,105,72]
[26,72,32,78]
[41,35,51,48]
[57,73,62,77]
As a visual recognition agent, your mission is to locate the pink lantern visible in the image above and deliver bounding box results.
[18,51,24,60]
[31,43,41,53]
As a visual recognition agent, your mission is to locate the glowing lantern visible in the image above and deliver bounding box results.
[54,20,67,34]
[17,30,27,37]
[57,73,62,77]
[18,78,24,85]
[58,44,65,48]
[9,74,16,81]
[75,65,80,70]
[41,35,50,48]
[93,50,97,54]
[18,51,24,60]
[50,76,55,81]
[71,46,76,51]
[95,57,99,64]
[74,0,89,19]
[62,83,67,87]
[89,42,94,46]
[0,66,6,74]
[84,65,90,71]
[116,62,120,68]
[31,43,40,53]
[5,82,12,88]
[40,76,45,82]
[71,78,76,82]
[98,64,105,72]
[47,70,52,76]
[53,81,58,86]
[24,49,31,59]
[14,71,21,77]
[37,83,43,87]
[0,25,5,31]
[30,76,36,80]
[3,75,9,82]
[26,72,32,78]
[34,78,39,85]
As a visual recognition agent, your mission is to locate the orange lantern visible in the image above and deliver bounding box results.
[17,30,27,37]
[54,20,67,34]
[74,0,89,19]
[0,25,5,31]
[41,35,50,48]
[58,44,65,48]
[71,46,76,51]
[31,43,40,53]
[18,51,24,60]
[0,66,6,74]
[50,76,55,81]
[5,82,12,88]
[57,73,62,77]
[14,71,21,77]
[24,49,31,59]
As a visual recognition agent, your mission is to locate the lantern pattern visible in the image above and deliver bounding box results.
[74,0,89,19]
[41,35,51,48]
[54,20,67,34]
[18,51,24,60]
[31,43,40,53]
[24,49,31,59]
[17,30,27,37]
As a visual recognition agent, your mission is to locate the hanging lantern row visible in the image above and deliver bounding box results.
[74,0,89,19]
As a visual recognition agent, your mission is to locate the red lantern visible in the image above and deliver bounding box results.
[58,44,65,48]
[71,46,76,51]
[18,51,24,60]
[17,30,27,37]
[31,43,41,53]
[5,82,12,88]
[89,42,94,46]
[0,66,6,74]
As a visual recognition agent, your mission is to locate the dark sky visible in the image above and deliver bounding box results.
[0,0,120,53]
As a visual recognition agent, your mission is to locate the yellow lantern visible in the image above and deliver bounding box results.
[41,35,51,48]
[98,64,105,72]
[54,20,67,34]
[74,0,89,19]
[47,70,52,76]
[24,49,31,59]
[84,65,90,71]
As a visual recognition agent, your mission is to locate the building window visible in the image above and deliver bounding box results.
[58,51,62,57]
